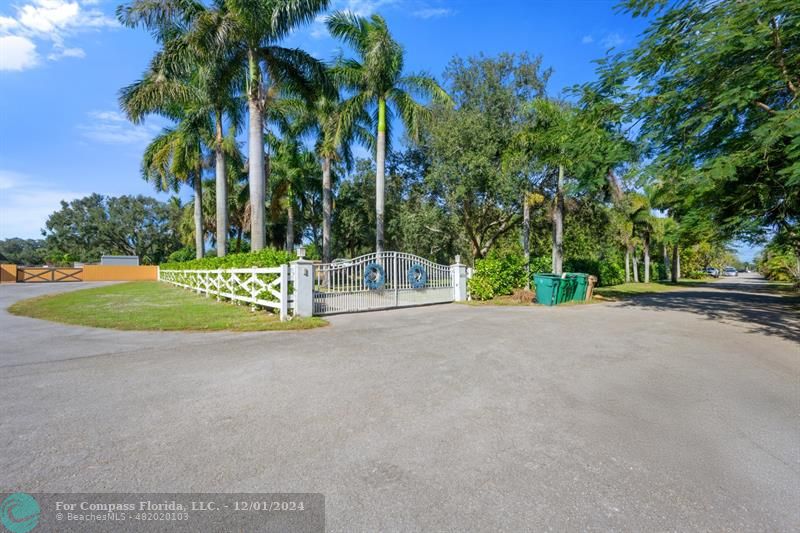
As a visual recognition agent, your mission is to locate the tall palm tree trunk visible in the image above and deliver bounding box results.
[285,188,294,252]
[632,248,640,283]
[552,164,564,274]
[375,97,386,253]
[671,244,680,283]
[662,243,670,281]
[322,156,332,263]
[193,175,204,259]
[643,234,651,283]
[625,244,632,282]
[248,51,266,251]
[523,193,531,289]
[214,111,227,257]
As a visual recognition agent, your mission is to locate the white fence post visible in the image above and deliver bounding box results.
[279,263,289,321]
[291,259,314,318]
[451,261,468,302]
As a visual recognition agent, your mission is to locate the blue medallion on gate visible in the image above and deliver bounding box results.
[363,262,385,290]
[407,264,428,289]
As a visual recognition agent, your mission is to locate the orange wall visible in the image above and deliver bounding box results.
[0,264,17,283]
[81,265,158,281]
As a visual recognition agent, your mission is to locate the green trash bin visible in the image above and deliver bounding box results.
[557,275,577,303]
[533,273,561,306]
[565,272,589,302]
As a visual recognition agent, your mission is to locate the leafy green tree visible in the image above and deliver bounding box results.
[327,11,450,253]
[331,159,375,258]
[425,53,550,260]
[600,0,800,256]
[43,194,182,264]
[267,131,320,251]
[295,92,373,262]
[519,93,635,274]
[0,238,47,266]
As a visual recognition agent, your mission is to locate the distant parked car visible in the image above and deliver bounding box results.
[705,267,720,278]
[723,267,738,277]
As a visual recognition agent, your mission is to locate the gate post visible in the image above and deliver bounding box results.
[291,259,315,317]
[451,260,468,301]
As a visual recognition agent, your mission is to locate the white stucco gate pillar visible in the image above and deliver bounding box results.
[451,259,468,302]
[291,259,315,317]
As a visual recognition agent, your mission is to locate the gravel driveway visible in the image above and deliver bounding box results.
[1,275,798,531]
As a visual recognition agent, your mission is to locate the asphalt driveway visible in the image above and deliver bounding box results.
[1,275,798,531]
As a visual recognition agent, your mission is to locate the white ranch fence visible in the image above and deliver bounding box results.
[313,251,462,315]
[158,254,468,320]
[159,266,290,321]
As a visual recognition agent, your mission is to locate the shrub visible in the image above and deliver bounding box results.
[468,251,526,300]
[161,248,295,271]
[565,258,600,278]
[167,247,196,263]
[467,274,496,300]
[759,252,800,282]
[529,256,552,275]
[597,260,625,287]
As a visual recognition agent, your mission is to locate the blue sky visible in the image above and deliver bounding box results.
[2,0,756,261]
[0,0,648,238]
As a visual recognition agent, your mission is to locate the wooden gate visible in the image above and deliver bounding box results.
[17,267,83,283]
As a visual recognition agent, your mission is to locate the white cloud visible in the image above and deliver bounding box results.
[412,8,453,19]
[78,110,164,145]
[343,0,398,16]
[18,0,81,33]
[0,15,20,31]
[48,45,85,60]
[0,0,116,71]
[581,35,594,44]
[0,35,39,70]
[0,169,89,239]
[601,32,624,49]
[307,0,398,39]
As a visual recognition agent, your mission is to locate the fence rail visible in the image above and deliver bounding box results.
[159,266,290,321]
[17,267,83,283]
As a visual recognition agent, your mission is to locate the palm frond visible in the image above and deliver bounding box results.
[325,10,367,51]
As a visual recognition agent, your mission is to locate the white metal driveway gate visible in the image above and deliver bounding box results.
[313,251,454,315]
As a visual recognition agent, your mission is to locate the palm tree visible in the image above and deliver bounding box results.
[326,11,450,253]
[140,115,208,258]
[119,0,327,252]
[628,192,654,283]
[199,0,330,251]
[267,131,319,251]
[119,1,244,257]
[296,92,373,262]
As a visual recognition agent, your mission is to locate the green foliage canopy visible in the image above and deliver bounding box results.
[43,194,183,264]
[600,0,800,252]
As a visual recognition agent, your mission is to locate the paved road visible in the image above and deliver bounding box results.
[1,275,798,531]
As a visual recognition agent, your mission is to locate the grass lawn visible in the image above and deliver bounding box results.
[762,281,799,296]
[593,280,709,300]
[8,281,327,332]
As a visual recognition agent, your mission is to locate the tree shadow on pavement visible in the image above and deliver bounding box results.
[616,287,800,344]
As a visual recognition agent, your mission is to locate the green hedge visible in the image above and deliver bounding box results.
[468,251,527,300]
[469,253,627,300]
[161,248,295,271]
